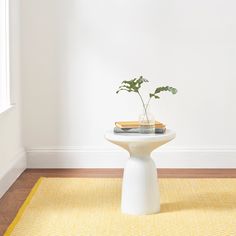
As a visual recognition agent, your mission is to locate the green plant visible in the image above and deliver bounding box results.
[116,76,177,122]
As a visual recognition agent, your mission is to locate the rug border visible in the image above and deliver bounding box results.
[4,177,44,236]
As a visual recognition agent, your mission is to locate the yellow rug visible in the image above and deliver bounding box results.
[4,178,236,236]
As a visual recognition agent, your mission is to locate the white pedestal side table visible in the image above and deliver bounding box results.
[105,129,176,215]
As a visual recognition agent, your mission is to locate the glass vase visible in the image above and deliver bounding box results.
[139,106,155,134]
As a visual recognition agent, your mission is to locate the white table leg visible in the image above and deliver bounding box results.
[105,130,175,215]
[121,144,160,215]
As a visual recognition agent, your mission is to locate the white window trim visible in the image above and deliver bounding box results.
[0,0,12,115]
[0,105,14,118]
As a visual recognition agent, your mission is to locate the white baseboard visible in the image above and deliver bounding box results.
[0,146,235,198]
[0,148,26,198]
[27,146,236,168]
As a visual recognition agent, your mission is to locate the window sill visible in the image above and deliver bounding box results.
[0,104,15,118]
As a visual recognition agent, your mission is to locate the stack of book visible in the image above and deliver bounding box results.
[114,121,166,134]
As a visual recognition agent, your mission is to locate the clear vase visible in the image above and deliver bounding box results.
[139,106,155,134]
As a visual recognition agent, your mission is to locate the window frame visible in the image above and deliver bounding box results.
[0,0,11,115]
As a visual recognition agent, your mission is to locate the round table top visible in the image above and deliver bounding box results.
[105,129,176,143]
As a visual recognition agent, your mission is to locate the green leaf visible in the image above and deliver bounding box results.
[153,86,178,95]
[116,76,148,95]
[150,93,160,99]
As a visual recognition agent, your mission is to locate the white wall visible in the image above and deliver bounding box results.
[0,0,26,197]
[21,0,236,167]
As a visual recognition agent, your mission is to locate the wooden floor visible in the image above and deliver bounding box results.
[1,168,236,235]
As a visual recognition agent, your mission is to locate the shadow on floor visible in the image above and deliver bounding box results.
[161,192,236,213]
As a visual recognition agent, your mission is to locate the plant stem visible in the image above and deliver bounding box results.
[145,97,152,110]
[137,91,149,123]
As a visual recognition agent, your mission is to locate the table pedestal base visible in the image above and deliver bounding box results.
[105,130,176,215]
[121,156,160,215]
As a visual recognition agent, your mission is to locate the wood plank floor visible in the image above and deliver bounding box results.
[1,168,236,235]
